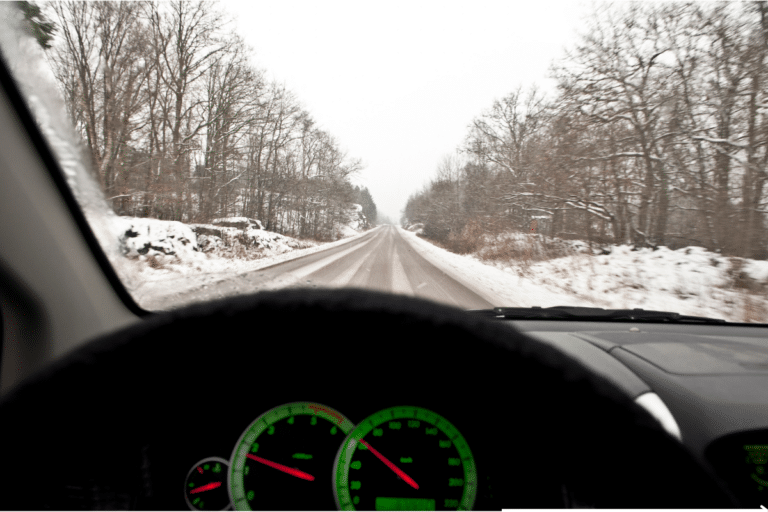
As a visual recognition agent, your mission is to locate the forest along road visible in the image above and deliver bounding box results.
[240,224,495,309]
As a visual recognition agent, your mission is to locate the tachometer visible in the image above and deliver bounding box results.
[333,406,477,511]
[228,402,354,510]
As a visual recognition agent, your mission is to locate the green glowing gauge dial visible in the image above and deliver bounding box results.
[334,406,477,511]
[185,457,232,511]
[228,402,355,510]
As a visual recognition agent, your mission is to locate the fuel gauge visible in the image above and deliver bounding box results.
[185,457,232,510]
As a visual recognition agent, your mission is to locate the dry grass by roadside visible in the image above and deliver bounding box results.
[445,220,576,266]
[475,231,580,281]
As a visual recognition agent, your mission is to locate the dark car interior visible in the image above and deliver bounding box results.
[0,286,745,509]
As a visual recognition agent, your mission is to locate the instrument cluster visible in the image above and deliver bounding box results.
[185,402,477,511]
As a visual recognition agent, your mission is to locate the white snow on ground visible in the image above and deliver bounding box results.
[118,217,200,260]
[405,223,424,235]
[399,228,768,323]
[337,225,360,238]
[105,212,767,322]
[109,216,371,307]
[399,228,596,308]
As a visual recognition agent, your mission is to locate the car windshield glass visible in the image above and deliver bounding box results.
[1,0,767,322]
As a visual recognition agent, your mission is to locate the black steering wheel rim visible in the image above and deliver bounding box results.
[0,288,740,509]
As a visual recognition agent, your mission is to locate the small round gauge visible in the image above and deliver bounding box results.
[334,406,477,511]
[228,402,354,510]
[185,457,232,511]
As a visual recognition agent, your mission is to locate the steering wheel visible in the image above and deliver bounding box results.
[0,288,739,509]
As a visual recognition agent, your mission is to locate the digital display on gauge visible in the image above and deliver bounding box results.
[375,497,436,510]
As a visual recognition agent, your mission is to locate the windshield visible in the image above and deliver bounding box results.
[2,0,767,322]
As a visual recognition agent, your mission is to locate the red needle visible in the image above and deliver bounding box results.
[359,439,419,490]
[246,453,316,481]
[190,481,221,494]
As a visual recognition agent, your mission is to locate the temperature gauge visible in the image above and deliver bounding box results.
[185,457,232,510]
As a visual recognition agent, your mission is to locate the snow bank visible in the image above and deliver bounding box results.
[336,225,360,238]
[405,223,424,235]
[192,223,309,257]
[399,228,591,308]
[109,214,371,308]
[114,216,315,266]
[345,203,368,231]
[404,228,768,323]
[517,245,768,322]
[117,217,199,259]
[128,224,372,310]
[114,213,372,265]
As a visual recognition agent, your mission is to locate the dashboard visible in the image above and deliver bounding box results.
[164,320,768,511]
[154,317,768,511]
[0,290,760,510]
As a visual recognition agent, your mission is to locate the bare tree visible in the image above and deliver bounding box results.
[45,0,373,239]
[407,2,767,259]
[50,1,149,204]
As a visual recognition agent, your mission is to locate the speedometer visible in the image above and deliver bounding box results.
[333,406,477,511]
[229,402,354,510]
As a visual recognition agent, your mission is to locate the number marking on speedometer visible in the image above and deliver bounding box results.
[228,402,354,511]
[333,406,477,511]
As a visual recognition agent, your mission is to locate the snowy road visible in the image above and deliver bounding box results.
[234,224,494,309]
[140,225,497,310]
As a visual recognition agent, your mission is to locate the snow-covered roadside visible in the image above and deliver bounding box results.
[398,228,599,308]
[517,245,768,322]
[130,232,374,306]
[109,216,374,308]
[399,228,768,323]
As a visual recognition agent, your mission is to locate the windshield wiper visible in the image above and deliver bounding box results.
[471,306,726,324]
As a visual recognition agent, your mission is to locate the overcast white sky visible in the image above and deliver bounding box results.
[223,0,594,221]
